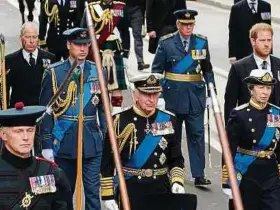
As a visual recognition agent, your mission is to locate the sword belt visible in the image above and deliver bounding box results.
[165,72,202,82]
[60,115,97,121]
[122,167,168,178]
[237,147,275,159]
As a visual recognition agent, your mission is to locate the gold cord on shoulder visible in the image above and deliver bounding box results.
[89,5,113,34]
[113,114,137,157]
[51,69,78,119]
[44,0,59,25]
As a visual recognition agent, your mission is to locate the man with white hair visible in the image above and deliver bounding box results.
[100,73,194,210]
[3,22,55,108]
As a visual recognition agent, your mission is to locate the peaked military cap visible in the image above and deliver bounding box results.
[63,27,91,44]
[174,9,198,24]
[243,69,276,86]
[0,102,46,127]
[130,193,197,210]
[130,73,163,93]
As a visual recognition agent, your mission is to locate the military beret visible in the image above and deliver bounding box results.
[0,102,46,127]
[63,27,91,44]
[174,9,198,24]
[243,69,276,86]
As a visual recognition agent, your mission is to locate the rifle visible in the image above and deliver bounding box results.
[84,2,131,210]
[208,83,244,210]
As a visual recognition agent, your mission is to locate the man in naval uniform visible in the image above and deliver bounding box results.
[100,73,190,210]
[38,28,106,210]
[39,0,83,61]
[223,69,280,210]
[81,0,130,112]
[0,102,71,209]
[152,8,216,187]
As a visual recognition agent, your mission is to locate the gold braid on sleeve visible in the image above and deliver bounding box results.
[44,0,59,26]
[51,69,78,119]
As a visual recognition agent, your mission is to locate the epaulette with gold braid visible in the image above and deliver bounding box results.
[234,103,249,111]
[160,33,175,41]
[157,108,175,117]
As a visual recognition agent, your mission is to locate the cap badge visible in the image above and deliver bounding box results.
[262,72,273,82]
[80,31,87,38]
[147,75,157,85]
[185,12,191,18]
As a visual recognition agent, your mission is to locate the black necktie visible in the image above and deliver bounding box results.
[262,61,267,70]
[183,40,188,51]
[250,2,256,14]
[29,53,35,67]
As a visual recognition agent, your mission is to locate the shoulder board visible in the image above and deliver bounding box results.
[268,103,280,110]
[195,33,207,40]
[87,60,96,65]
[160,33,175,41]
[35,157,58,168]
[88,1,100,5]
[234,103,249,111]
[112,106,132,116]
[113,1,126,5]
[48,60,64,69]
[157,108,175,117]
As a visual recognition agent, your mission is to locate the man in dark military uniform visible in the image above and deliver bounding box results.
[100,73,190,210]
[38,28,107,210]
[39,0,83,61]
[81,0,130,112]
[223,69,280,210]
[0,102,71,209]
[152,9,216,187]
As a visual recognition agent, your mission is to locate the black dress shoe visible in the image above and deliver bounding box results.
[138,63,150,70]
[194,177,211,187]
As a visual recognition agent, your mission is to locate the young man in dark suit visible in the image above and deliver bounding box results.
[4,22,55,108]
[228,0,271,64]
[224,23,280,123]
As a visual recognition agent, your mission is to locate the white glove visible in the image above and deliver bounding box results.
[222,188,233,199]
[206,97,213,108]
[42,149,54,162]
[172,183,185,194]
[103,200,119,210]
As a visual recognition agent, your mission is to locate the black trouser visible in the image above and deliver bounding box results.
[128,5,144,64]
[229,160,280,210]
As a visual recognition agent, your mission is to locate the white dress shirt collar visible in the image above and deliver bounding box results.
[247,0,258,13]
[253,53,271,72]
[22,48,38,64]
